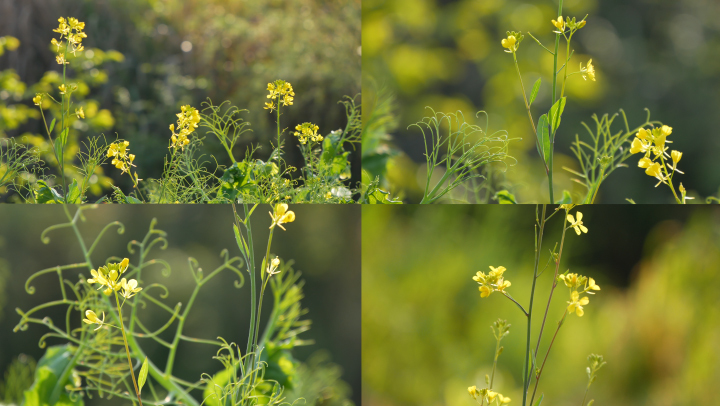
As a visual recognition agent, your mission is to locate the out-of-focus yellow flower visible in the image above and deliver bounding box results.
[559,272,580,288]
[264,101,275,110]
[582,59,596,81]
[567,290,589,316]
[82,310,105,331]
[269,203,295,231]
[587,277,601,292]
[567,211,588,235]
[58,84,67,94]
[107,141,136,175]
[501,35,516,50]
[468,386,479,400]
[52,17,86,61]
[75,106,84,119]
[294,122,322,145]
[473,266,512,298]
[33,94,43,106]
[552,16,565,32]
[497,394,511,404]
[670,150,684,174]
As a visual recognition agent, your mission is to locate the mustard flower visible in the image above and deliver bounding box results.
[567,290,589,316]
[120,278,142,299]
[87,258,130,295]
[501,35,516,51]
[670,150,683,174]
[265,80,295,111]
[266,257,281,275]
[58,84,68,95]
[473,266,512,298]
[468,386,479,400]
[582,59,596,81]
[552,16,565,32]
[75,106,84,119]
[33,94,43,106]
[107,141,136,175]
[82,310,105,331]
[497,394,511,404]
[294,122,322,145]
[567,211,588,235]
[269,203,296,231]
[53,17,87,61]
[169,105,200,151]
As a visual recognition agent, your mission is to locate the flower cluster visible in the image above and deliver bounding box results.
[107,141,136,175]
[169,105,201,151]
[629,125,682,187]
[52,17,87,64]
[500,31,524,53]
[566,211,588,235]
[551,15,586,34]
[558,272,600,317]
[473,266,512,298]
[86,258,143,299]
[269,203,295,231]
[468,386,511,404]
[294,122,322,145]
[264,79,295,112]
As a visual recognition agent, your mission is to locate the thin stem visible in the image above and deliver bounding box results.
[115,293,144,406]
[512,51,538,136]
[521,204,546,406]
[502,292,529,317]
[529,311,567,406]
[659,155,682,204]
[547,0,564,204]
[489,336,501,389]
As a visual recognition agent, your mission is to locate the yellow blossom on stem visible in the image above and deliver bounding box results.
[582,59,596,81]
[294,122,322,145]
[120,278,142,299]
[169,105,200,151]
[269,203,295,230]
[501,35,516,50]
[552,16,565,32]
[266,257,281,275]
[567,290,589,316]
[82,310,105,331]
[567,211,588,235]
[75,106,84,119]
[473,266,512,298]
[265,79,295,111]
[87,258,130,295]
[33,94,43,106]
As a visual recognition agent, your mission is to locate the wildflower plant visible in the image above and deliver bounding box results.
[4,17,360,204]
[13,205,353,406]
[467,205,605,406]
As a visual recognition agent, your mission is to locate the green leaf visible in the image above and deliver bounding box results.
[529,78,541,106]
[555,190,572,204]
[536,114,550,165]
[66,180,82,204]
[549,97,566,134]
[48,118,56,134]
[34,180,63,204]
[493,190,518,204]
[534,394,544,406]
[23,344,83,406]
[138,356,148,394]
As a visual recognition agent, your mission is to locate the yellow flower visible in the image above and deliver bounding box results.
[87,258,130,295]
[637,157,653,169]
[630,137,648,154]
[75,106,84,119]
[267,257,281,275]
[82,310,105,331]
[567,290,589,316]
[489,266,506,278]
[294,122,322,145]
[169,105,200,150]
[479,285,493,298]
[59,84,68,94]
[264,101,275,111]
[587,277,601,292]
[636,128,649,140]
[107,141,135,175]
[661,125,673,137]
[501,35,516,50]
[120,278,142,299]
[269,203,296,231]
[582,59,596,81]
[559,272,580,288]
[265,79,294,110]
[567,211,588,235]
[552,16,565,31]
[498,394,511,404]
[671,150,682,165]
[474,266,512,297]
[468,386,479,399]
[486,390,498,403]
[645,162,666,186]
[33,94,43,106]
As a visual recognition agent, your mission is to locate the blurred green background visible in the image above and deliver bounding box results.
[0,0,360,198]
[362,0,720,203]
[362,204,720,405]
[0,204,360,404]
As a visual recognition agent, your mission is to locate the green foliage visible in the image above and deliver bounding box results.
[0,354,36,404]
[22,345,83,406]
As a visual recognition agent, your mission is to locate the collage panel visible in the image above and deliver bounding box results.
[362,204,720,405]
[0,204,360,405]
[362,0,720,204]
[1,0,361,204]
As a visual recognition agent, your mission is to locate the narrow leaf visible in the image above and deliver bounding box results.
[549,97,567,134]
[536,114,550,166]
[138,356,148,394]
[534,394,544,406]
[48,118,57,134]
[555,190,572,204]
[493,190,517,204]
[529,78,541,106]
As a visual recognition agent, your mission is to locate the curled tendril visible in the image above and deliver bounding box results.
[40,222,74,244]
[87,221,125,257]
[188,257,202,281]
[127,240,142,254]
[13,308,28,332]
[145,235,169,254]
[141,259,172,278]
[142,283,170,299]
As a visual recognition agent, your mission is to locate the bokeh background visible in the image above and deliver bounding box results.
[0,204,360,405]
[0,0,360,199]
[362,0,720,203]
[363,204,720,405]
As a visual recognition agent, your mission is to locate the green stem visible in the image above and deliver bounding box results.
[115,292,144,406]
[547,0,564,204]
[60,40,69,203]
[659,155,682,203]
[521,204,546,406]
[529,311,567,406]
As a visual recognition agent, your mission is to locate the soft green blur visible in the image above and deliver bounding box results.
[1,0,360,199]
[0,204,360,405]
[362,205,720,405]
[363,0,720,203]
